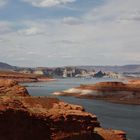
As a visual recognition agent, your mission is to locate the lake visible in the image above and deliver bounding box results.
[23,78,140,140]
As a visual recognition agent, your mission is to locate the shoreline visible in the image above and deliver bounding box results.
[53,81,140,105]
[54,91,140,105]
[0,79,127,140]
[0,70,55,83]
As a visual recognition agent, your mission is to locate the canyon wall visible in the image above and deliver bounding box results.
[0,79,127,140]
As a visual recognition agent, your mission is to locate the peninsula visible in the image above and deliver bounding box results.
[53,80,140,105]
[0,70,54,83]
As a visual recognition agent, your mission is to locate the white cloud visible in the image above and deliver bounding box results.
[62,17,82,25]
[85,0,140,23]
[0,21,13,34]
[22,0,76,8]
[18,27,46,36]
[0,0,7,7]
[0,0,140,66]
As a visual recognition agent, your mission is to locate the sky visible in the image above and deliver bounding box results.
[0,0,140,67]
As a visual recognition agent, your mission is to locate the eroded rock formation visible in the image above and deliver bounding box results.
[0,70,54,82]
[0,79,127,140]
[53,81,140,105]
[0,79,29,96]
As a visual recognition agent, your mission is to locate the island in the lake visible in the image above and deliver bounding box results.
[53,80,140,105]
[0,79,127,140]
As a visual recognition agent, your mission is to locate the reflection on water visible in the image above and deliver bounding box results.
[23,78,140,140]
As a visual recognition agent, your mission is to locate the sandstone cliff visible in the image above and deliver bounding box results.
[0,80,127,140]
[0,79,29,96]
[0,70,54,82]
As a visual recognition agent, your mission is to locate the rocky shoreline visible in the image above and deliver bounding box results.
[0,79,127,140]
[53,81,140,105]
[0,70,54,83]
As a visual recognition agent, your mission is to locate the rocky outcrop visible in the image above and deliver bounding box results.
[0,70,54,82]
[94,71,105,78]
[0,97,100,140]
[0,80,127,140]
[53,81,140,105]
[91,81,140,92]
[0,79,29,96]
[94,128,127,140]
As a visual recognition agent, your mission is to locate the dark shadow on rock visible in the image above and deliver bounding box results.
[57,133,105,140]
[0,109,51,140]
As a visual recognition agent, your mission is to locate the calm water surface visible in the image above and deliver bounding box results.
[23,78,140,140]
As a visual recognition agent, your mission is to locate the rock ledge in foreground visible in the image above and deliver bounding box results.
[0,80,127,140]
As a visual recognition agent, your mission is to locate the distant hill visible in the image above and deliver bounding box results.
[0,62,14,70]
[0,62,140,74]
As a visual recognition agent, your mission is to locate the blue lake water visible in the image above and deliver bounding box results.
[23,78,140,140]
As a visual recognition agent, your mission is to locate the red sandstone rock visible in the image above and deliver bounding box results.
[78,81,140,92]
[0,79,29,96]
[0,70,54,82]
[0,79,127,140]
[94,128,127,140]
[0,96,100,140]
[54,81,140,105]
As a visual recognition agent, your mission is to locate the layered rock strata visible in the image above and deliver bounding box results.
[53,81,140,105]
[0,79,127,140]
[0,70,54,82]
